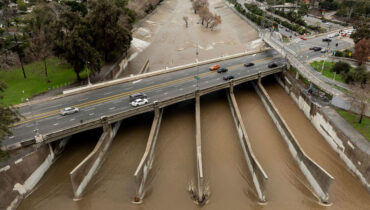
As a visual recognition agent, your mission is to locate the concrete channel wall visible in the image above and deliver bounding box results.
[226,87,268,202]
[0,145,53,210]
[253,81,334,203]
[69,118,122,199]
[133,108,163,203]
[195,94,205,203]
[277,73,370,192]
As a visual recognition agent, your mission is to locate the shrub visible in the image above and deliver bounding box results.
[331,61,351,74]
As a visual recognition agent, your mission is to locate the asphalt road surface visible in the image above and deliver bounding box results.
[4,49,284,147]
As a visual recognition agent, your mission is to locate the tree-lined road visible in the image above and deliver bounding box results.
[4,49,284,148]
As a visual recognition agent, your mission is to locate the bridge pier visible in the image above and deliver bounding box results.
[226,87,268,203]
[133,104,163,204]
[253,80,334,204]
[69,117,122,200]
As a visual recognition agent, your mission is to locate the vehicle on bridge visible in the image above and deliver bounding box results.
[209,64,221,71]
[244,62,254,67]
[223,75,234,81]
[268,62,278,68]
[60,107,79,116]
[217,68,228,73]
[130,93,147,102]
[130,98,149,107]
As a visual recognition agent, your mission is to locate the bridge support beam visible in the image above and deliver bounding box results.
[69,117,122,200]
[226,87,268,203]
[253,81,334,204]
[133,105,163,204]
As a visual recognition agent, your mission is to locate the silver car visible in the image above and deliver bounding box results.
[130,98,149,107]
[60,107,79,116]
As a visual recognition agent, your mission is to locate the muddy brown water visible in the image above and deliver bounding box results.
[17,84,369,210]
[264,81,370,210]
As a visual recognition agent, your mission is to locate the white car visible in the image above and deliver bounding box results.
[130,98,149,107]
[60,107,79,116]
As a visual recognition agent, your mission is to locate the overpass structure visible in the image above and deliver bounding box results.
[3,49,285,150]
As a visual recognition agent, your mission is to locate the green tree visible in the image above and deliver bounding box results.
[349,66,370,124]
[298,3,309,17]
[331,61,351,74]
[26,4,56,83]
[0,81,21,144]
[17,0,27,12]
[63,0,87,16]
[351,17,370,43]
[52,11,101,81]
[86,0,132,62]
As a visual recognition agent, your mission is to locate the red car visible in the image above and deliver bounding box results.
[209,64,220,71]
[300,37,307,40]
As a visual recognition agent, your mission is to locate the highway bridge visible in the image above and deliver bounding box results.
[3,49,285,150]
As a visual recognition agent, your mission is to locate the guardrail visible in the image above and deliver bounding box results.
[4,67,284,151]
[253,81,334,204]
[227,88,268,202]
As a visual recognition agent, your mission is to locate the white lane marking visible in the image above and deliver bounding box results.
[125,87,133,90]
[133,79,142,84]
[22,112,31,115]
[84,107,95,111]
[205,81,209,83]
[53,123,59,126]
[26,124,33,128]
[192,85,196,87]
[109,107,116,110]
[89,113,95,116]
[56,117,63,120]
[113,100,123,104]
[78,98,89,102]
[9,136,14,139]
[148,81,155,85]
[164,92,168,95]
[216,78,220,80]
[70,118,75,121]
[253,54,256,56]
[103,91,113,95]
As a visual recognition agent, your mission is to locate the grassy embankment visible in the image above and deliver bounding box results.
[337,109,370,141]
[0,57,88,105]
[310,60,356,84]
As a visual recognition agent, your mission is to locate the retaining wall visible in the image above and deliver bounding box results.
[253,81,334,203]
[227,88,268,202]
[0,144,54,209]
[134,108,163,202]
[69,119,122,199]
[278,73,370,192]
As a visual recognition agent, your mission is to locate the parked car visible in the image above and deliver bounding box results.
[223,75,234,81]
[300,37,307,40]
[209,64,221,71]
[130,93,147,102]
[244,62,254,67]
[322,38,332,42]
[321,48,329,53]
[268,62,278,68]
[60,107,79,116]
[130,98,149,107]
[217,68,228,73]
[327,33,338,38]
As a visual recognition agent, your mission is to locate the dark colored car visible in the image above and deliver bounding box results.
[322,38,332,42]
[268,62,278,68]
[309,47,322,51]
[217,68,228,73]
[130,93,147,102]
[223,75,234,81]
[244,62,254,67]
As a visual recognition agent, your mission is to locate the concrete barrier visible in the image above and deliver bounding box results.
[227,86,268,202]
[253,81,334,204]
[69,118,122,199]
[133,107,163,203]
[195,93,206,204]
[277,73,370,192]
[0,144,55,210]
